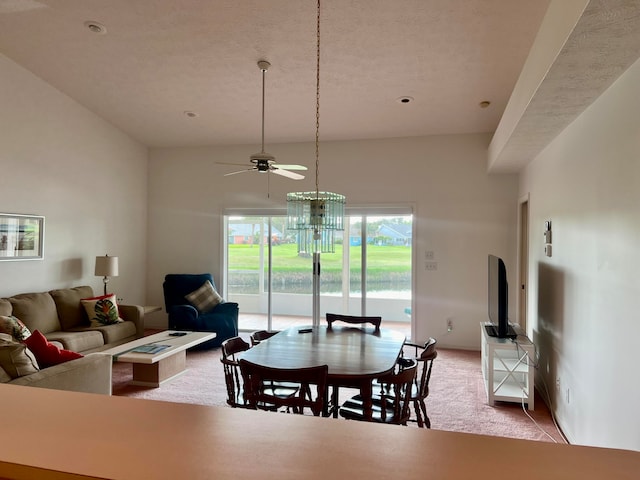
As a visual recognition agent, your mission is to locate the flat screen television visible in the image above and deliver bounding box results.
[487,254,516,339]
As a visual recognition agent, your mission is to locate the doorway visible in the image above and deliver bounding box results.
[518,196,529,332]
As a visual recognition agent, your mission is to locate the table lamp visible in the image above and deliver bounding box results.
[95,254,119,296]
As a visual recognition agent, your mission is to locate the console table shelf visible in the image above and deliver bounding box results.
[480,322,535,410]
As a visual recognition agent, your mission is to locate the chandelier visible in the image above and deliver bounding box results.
[286,0,345,255]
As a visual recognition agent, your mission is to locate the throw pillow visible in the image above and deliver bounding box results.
[23,329,83,368]
[0,315,31,341]
[185,280,224,314]
[0,335,39,378]
[80,294,124,327]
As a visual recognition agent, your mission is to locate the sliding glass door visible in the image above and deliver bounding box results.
[224,211,412,336]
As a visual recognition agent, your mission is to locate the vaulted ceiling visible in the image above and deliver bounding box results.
[0,0,549,149]
[2,1,640,173]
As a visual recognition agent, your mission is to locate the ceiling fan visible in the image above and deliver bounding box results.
[219,61,307,180]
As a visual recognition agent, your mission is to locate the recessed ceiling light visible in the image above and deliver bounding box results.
[184,111,198,118]
[396,96,414,104]
[84,21,107,35]
[479,100,491,109]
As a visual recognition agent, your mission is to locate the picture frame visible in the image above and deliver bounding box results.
[0,213,45,260]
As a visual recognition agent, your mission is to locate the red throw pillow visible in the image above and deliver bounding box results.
[23,330,83,368]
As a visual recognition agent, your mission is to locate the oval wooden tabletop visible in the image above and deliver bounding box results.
[239,325,406,380]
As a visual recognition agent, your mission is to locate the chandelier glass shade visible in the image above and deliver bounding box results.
[286,191,345,253]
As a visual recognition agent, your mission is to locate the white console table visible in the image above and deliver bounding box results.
[480,322,535,410]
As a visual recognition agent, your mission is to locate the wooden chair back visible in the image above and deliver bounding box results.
[339,360,417,425]
[416,337,437,399]
[220,336,251,408]
[250,330,279,346]
[325,313,381,332]
[402,337,437,427]
[239,359,328,416]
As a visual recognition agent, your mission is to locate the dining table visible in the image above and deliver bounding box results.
[238,324,406,419]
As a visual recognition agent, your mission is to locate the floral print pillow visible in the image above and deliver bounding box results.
[0,315,31,341]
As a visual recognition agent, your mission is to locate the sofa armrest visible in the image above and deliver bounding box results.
[8,353,112,395]
[119,304,145,338]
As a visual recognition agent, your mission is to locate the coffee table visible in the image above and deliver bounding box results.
[102,330,216,387]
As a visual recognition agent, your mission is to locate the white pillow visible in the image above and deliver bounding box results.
[0,336,39,378]
[185,280,224,314]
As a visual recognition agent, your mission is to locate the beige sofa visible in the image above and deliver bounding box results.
[0,285,144,394]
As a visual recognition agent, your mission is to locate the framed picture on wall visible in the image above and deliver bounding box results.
[0,214,44,260]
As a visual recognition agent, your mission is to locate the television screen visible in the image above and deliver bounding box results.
[487,254,516,338]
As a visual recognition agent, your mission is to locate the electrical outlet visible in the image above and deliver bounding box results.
[555,378,560,391]
[446,318,453,332]
[425,250,434,260]
[425,261,438,271]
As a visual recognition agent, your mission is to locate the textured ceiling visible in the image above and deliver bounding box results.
[490,0,640,172]
[0,0,550,149]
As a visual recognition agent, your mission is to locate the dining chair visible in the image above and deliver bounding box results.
[404,337,438,428]
[250,329,279,346]
[338,359,417,425]
[220,336,252,408]
[222,337,300,410]
[324,313,383,417]
[239,359,329,416]
[325,313,382,333]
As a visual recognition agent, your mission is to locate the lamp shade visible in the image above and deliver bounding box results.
[95,255,119,277]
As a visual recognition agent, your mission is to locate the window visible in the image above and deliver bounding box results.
[224,208,413,338]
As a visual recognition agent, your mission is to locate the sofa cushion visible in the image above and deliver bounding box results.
[24,329,83,368]
[81,294,123,327]
[49,286,94,330]
[0,334,39,378]
[185,280,223,313]
[44,330,105,353]
[0,365,10,383]
[9,292,61,334]
[79,321,137,345]
[0,298,12,316]
[0,315,31,341]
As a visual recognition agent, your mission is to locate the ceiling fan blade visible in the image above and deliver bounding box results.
[224,168,255,177]
[217,161,250,167]
[272,168,305,180]
[273,164,308,171]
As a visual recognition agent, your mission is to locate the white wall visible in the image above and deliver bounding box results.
[0,54,148,302]
[521,56,640,450]
[147,134,519,349]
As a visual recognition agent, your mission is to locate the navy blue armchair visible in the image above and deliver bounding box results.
[163,274,239,348]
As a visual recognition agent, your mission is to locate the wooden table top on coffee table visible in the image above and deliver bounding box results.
[102,330,215,387]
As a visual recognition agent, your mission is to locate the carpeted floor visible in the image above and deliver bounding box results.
[112,339,566,444]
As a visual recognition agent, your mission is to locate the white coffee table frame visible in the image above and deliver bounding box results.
[103,330,216,387]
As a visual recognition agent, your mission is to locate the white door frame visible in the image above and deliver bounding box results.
[517,194,530,333]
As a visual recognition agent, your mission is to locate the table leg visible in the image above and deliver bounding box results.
[360,381,373,421]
